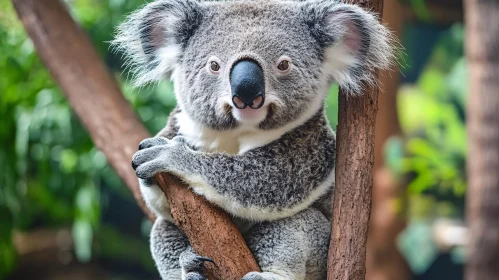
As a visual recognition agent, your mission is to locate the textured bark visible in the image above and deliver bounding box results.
[366,1,410,279]
[327,0,384,279]
[464,0,499,279]
[12,0,260,279]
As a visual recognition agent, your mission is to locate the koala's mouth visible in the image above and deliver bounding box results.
[222,102,275,126]
[233,106,268,123]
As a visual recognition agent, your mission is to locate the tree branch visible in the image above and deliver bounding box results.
[12,0,260,279]
[327,0,384,279]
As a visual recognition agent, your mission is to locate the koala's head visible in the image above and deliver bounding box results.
[113,0,394,130]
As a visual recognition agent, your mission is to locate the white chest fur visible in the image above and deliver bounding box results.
[176,111,286,155]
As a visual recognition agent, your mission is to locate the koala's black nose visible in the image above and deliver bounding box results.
[230,60,265,109]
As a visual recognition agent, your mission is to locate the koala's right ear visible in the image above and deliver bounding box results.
[301,1,396,95]
[112,0,204,86]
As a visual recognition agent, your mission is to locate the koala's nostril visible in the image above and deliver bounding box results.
[232,96,247,109]
[249,95,264,109]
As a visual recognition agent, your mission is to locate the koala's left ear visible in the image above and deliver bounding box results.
[301,1,395,94]
[112,0,204,86]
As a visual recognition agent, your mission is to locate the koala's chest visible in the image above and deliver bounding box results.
[182,127,242,154]
[179,123,246,154]
[175,112,282,154]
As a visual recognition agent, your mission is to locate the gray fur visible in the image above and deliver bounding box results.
[113,0,394,279]
[150,218,188,279]
[241,208,330,280]
[133,111,335,220]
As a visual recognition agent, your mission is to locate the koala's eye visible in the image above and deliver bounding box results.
[277,60,290,71]
[210,61,220,72]
[275,56,292,74]
[207,57,222,75]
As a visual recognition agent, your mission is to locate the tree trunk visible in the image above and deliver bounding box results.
[12,0,260,279]
[327,0,384,279]
[366,1,411,279]
[465,0,499,279]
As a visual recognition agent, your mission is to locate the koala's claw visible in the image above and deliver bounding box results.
[131,159,139,170]
[180,251,214,278]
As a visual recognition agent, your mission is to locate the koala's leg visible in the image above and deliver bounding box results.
[151,218,213,280]
[151,218,187,279]
[242,208,331,280]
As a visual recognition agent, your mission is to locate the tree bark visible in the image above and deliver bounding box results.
[327,0,384,279]
[12,0,260,279]
[464,0,499,279]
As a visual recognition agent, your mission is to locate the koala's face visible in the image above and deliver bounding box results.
[114,0,394,130]
[177,2,327,130]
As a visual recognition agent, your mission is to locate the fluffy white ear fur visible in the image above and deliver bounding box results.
[111,0,199,86]
[320,4,396,94]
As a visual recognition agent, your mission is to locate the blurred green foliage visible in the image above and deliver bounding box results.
[391,23,467,275]
[397,23,467,219]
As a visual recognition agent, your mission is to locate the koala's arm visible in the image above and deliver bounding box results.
[156,107,181,139]
[133,113,335,221]
[138,107,181,220]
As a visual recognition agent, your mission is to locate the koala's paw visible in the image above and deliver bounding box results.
[136,137,170,186]
[132,136,188,180]
[180,251,214,280]
[138,136,170,150]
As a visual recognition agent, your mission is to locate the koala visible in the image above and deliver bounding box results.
[113,0,394,279]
